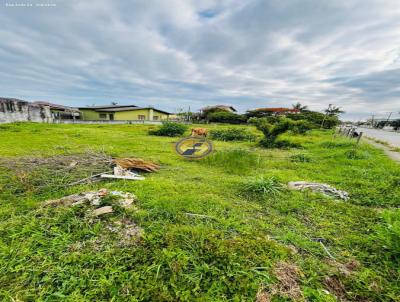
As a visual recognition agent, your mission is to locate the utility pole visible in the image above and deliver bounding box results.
[385,112,393,125]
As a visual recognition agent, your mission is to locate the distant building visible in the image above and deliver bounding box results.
[247,107,300,117]
[0,97,52,123]
[78,105,171,121]
[33,101,80,121]
[200,105,237,114]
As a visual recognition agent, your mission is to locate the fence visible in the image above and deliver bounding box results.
[336,125,363,144]
[56,120,191,125]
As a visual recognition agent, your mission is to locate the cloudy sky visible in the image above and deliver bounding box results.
[1,0,400,120]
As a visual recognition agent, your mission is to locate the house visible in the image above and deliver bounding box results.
[0,97,52,123]
[78,105,171,121]
[33,101,80,121]
[200,105,237,114]
[247,107,300,117]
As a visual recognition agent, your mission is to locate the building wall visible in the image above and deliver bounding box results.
[0,99,52,123]
[79,109,104,120]
[80,109,170,121]
[114,109,151,120]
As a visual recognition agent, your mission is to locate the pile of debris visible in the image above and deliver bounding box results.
[0,152,160,191]
[288,181,349,200]
[44,188,143,247]
[100,158,160,181]
[43,188,137,216]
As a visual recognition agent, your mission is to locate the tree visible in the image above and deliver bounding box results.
[292,102,308,112]
[325,105,344,116]
[207,111,247,124]
[249,117,294,148]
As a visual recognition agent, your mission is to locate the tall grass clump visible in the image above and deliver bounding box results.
[201,149,262,174]
[376,210,400,263]
[249,117,300,148]
[240,176,283,199]
[209,128,256,142]
[290,153,312,163]
[148,122,187,137]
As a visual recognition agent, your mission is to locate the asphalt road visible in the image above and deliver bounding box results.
[359,127,400,148]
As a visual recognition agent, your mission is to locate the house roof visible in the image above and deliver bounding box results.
[250,107,300,113]
[95,107,141,112]
[0,97,29,104]
[78,104,139,110]
[33,101,80,112]
[201,105,237,112]
[90,106,171,115]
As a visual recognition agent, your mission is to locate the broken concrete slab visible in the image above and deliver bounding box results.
[43,189,137,208]
[92,206,114,216]
[101,166,145,180]
[288,181,349,200]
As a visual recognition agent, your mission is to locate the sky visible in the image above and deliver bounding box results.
[1,0,400,121]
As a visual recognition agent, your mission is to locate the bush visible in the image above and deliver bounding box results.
[201,149,262,174]
[345,149,370,160]
[209,128,257,142]
[148,122,187,137]
[287,111,340,129]
[249,117,296,148]
[290,120,312,134]
[240,176,283,199]
[376,210,400,263]
[290,154,312,162]
[207,111,247,124]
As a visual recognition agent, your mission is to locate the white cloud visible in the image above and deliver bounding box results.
[0,0,399,120]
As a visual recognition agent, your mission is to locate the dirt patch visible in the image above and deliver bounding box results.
[273,261,304,301]
[0,151,112,192]
[327,259,360,276]
[107,218,143,247]
[255,262,304,301]
[256,286,271,302]
[323,276,347,301]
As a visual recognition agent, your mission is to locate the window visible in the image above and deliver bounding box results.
[99,113,107,119]
[138,115,145,120]
[153,116,159,120]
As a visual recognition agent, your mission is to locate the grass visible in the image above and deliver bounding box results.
[240,176,283,199]
[0,122,399,301]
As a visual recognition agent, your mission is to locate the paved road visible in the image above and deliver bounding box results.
[358,127,400,148]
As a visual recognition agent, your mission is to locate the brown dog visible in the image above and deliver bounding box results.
[191,127,208,137]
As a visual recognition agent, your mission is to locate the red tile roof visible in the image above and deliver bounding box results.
[252,107,300,113]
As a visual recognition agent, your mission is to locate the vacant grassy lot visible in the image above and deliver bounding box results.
[0,123,399,301]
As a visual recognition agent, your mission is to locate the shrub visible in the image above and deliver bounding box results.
[345,149,370,160]
[290,154,312,162]
[148,122,187,137]
[209,128,256,142]
[249,117,296,148]
[240,176,283,199]
[290,120,312,134]
[287,111,340,129]
[207,111,247,124]
[376,210,400,263]
[201,149,262,174]
[320,141,354,148]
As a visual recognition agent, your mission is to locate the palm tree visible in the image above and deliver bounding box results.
[292,102,308,112]
[325,105,344,116]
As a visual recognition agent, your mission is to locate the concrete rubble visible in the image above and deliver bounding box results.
[287,181,350,200]
[100,165,145,180]
[43,188,138,215]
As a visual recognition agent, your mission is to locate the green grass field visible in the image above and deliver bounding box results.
[0,123,399,301]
